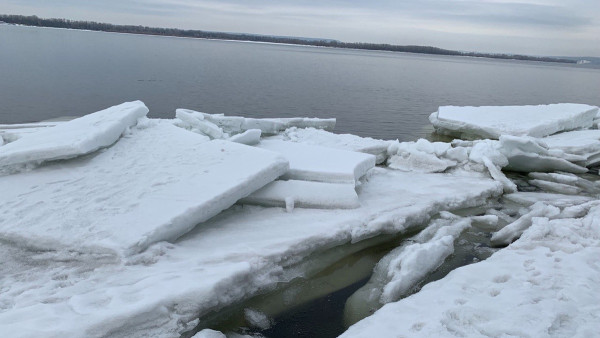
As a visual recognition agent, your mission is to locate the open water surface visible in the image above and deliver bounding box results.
[1,24,599,141]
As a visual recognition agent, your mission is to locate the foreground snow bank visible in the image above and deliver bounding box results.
[0,101,148,171]
[430,104,598,139]
[0,120,288,256]
[341,202,600,338]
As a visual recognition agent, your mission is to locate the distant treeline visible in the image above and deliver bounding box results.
[0,14,576,64]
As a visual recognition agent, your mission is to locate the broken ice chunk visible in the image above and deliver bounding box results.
[256,140,376,184]
[0,101,148,171]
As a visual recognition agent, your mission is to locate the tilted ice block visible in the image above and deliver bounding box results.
[498,135,588,173]
[176,109,224,139]
[0,101,148,170]
[239,179,360,209]
[228,129,262,145]
[256,140,376,184]
[344,216,471,326]
[542,130,600,156]
[0,122,289,256]
[429,104,598,139]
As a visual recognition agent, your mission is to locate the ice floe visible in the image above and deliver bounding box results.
[256,140,376,184]
[430,103,598,139]
[0,101,148,171]
[0,120,288,256]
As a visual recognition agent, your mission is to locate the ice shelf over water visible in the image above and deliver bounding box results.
[2,101,600,338]
[0,101,149,171]
[430,104,598,139]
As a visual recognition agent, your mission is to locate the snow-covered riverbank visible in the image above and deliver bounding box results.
[1,102,599,337]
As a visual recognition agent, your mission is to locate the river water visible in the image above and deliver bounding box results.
[1,24,599,141]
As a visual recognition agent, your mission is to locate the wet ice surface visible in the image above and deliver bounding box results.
[1,102,600,338]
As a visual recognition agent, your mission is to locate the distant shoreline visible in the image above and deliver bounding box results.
[0,14,578,64]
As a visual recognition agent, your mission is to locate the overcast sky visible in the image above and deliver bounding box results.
[3,0,599,56]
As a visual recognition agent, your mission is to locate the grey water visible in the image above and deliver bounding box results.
[1,24,600,141]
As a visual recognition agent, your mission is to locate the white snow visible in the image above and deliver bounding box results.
[256,140,376,184]
[430,103,598,139]
[240,180,360,209]
[341,203,600,338]
[0,121,289,256]
[0,101,148,171]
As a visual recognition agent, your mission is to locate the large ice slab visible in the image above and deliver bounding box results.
[341,204,600,338]
[430,104,598,139]
[0,121,289,256]
[0,169,502,337]
[0,101,148,171]
[256,140,376,184]
[239,180,360,209]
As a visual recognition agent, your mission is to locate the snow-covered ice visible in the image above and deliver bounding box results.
[341,203,600,338]
[0,168,502,337]
[0,120,288,256]
[0,101,148,171]
[430,103,598,139]
[240,179,360,209]
[256,140,376,184]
